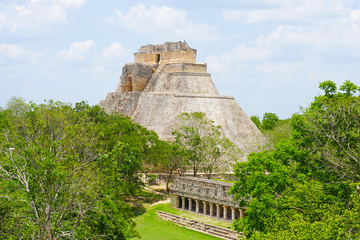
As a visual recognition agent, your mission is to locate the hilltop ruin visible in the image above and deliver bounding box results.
[99,41,263,154]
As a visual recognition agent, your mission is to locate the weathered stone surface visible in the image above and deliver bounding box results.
[134,41,197,64]
[99,41,264,154]
[169,176,239,207]
[157,211,242,240]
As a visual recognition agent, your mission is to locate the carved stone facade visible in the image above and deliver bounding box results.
[117,63,155,92]
[134,41,196,64]
[99,41,264,155]
[169,177,245,221]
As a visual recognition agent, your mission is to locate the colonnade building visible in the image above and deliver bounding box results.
[169,176,245,221]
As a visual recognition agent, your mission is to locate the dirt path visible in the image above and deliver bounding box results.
[151,198,170,206]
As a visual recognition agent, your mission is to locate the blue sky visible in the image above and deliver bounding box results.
[1,0,360,118]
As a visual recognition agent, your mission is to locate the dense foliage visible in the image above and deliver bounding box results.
[0,98,163,239]
[250,113,291,149]
[230,80,360,239]
[171,112,241,178]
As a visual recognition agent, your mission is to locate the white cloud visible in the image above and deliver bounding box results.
[350,10,360,21]
[102,42,129,60]
[0,0,86,34]
[108,4,218,42]
[206,44,270,71]
[0,43,38,61]
[57,40,95,61]
[56,0,87,8]
[208,0,360,86]
[223,0,349,23]
[0,44,26,58]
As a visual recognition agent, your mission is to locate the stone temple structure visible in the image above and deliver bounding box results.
[169,176,244,221]
[99,41,263,154]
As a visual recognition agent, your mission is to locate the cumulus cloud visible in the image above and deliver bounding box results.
[107,4,218,42]
[221,0,360,56]
[223,0,349,23]
[350,10,360,21]
[102,42,129,60]
[0,44,27,58]
[56,0,87,8]
[57,40,95,61]
[206,43,271,73]
[208,0,360,90]
[0,43,38,63]
[0,0,86,34]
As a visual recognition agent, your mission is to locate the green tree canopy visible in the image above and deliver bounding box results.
[262,112,279,131]
[339,80,359,96]
[230,80,360,239]
[0,98,163,239]
[172,112,241,178]
[319,80,337,95]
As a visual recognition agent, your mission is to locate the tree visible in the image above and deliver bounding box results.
[250,113,291,150]
[158,141,189,190]
[292,80,360,182]
[0,99,148,239]
[230,80,360,239]
[202,137,241,179]
[0,100,100,239]
[319,80,337,96]
[172,112,241,177]
[250,115,261,130]
[229,142,295,237]
[262,112,279,131]
[339,80,359,96]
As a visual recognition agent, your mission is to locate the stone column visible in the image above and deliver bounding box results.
[203,201,208,215]
[209,203,214,217]
[182,197,186,210]
[189,198,193,212]
[223,206,228,220]
[195,200,200,213]
[240,208,244,218]
[231,207,236,220]
[216,204,221,218]
[175,196,180,208]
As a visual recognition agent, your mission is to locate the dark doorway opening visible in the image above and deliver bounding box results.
[156,54,160,63]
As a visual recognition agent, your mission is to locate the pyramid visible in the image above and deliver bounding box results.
[99,41,263,154]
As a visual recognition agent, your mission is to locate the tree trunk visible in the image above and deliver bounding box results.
[166,170,173,191]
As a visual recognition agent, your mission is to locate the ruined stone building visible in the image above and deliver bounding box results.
[169,176,244,221]
[99,41,263,154]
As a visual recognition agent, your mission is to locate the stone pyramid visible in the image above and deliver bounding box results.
[99,41,263,154]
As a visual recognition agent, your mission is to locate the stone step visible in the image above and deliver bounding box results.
[156,211,244,240]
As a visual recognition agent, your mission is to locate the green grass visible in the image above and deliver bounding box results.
[155,203,232,229]
[210,178,237,183]
[134,203,224,240]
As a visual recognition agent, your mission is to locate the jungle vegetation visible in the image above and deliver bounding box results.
[232,80,360,239]
[1,79,359,239]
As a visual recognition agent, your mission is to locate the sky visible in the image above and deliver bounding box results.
[1,0,360,119]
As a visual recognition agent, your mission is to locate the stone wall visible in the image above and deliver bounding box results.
[134,41,197,64]
[116,63,156,92]
[170,176,238,207]
[99,41,265,155]
[161,62,207,73]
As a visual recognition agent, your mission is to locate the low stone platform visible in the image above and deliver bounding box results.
[157,211,243,240]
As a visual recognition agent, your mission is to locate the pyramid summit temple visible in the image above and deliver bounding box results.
[99,41,263,154]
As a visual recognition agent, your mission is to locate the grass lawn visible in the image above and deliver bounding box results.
[210,179,237,183]
[155,203,232,229]
[134,202,226,240]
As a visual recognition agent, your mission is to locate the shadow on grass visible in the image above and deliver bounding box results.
[126,189,168,216]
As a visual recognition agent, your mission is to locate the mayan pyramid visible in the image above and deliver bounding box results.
[99,41,263,154]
